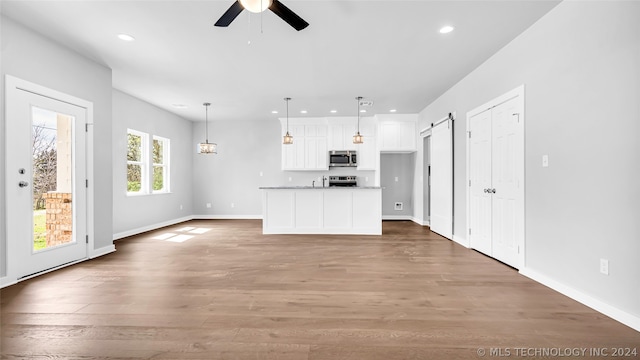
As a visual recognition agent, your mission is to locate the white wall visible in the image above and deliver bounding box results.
[415,1,640,321]
[1,15,113,276]
[112,90,194,236]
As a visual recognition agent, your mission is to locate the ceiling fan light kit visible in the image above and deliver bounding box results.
[239,0,272,13]
[215,0,309,31]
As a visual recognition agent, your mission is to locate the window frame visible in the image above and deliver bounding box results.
[126,129,148,196]
[152,135,170,194]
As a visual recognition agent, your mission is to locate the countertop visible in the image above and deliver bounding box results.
[259,186,382,190]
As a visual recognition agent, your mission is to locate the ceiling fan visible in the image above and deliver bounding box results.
[215,0,309,31]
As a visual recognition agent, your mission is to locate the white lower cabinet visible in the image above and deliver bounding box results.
[261,187,382,235]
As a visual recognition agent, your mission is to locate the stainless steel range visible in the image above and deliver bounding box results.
[328,176,357,187]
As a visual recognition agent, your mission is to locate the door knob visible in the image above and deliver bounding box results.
[18,181,29,188]
[491,188,496,194]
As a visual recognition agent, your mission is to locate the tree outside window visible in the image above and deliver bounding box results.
[153,136,169,193]
[127,129,147,194]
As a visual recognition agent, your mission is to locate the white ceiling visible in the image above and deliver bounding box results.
[1,0,560,122]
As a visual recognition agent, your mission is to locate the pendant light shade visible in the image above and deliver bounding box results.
[353,96,364,144]
[283,97,293,145]
[198,102,217,154]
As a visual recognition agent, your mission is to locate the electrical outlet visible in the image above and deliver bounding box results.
[288,177,292,182]
[394,202,403,211]
[231,203,235,208]
[394,176,399,182]
[600,259,609,275]
[259,171,263,177]
[179,204,183,210]
[206,203,211,208]
[542,155,549,167]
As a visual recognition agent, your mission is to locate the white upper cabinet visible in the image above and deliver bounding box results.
[377,114,418,152]
[327,120,356,151]
[354,119,376,170]
[326,117,376,170]
[281,119,328,171]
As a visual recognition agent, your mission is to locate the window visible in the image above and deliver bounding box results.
[152,136,170,193]
[127,130,170,195]
[127,129,147,194]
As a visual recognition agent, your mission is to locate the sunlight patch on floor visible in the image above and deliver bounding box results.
[151,227,210,242]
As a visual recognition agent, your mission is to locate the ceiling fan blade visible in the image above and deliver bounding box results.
[269,0,309,31]
[215,1,244,27]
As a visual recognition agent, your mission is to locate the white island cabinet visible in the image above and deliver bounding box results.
[260,187,382,235]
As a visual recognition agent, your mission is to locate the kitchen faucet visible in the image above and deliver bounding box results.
[322,176,328,187]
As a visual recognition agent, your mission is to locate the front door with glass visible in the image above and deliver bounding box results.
[6,79,88,280]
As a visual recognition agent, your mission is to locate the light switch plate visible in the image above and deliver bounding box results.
[542,155,549,167]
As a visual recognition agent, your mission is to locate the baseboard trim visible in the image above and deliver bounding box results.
[520,267,640,332]
[453,234,469,248]
[193,214,263,220]
[382,215,413,221]
[113,216,194,240]
[0,277,17,289]
[410,217,429,226]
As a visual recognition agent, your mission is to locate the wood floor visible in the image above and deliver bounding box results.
[1,220,638,359]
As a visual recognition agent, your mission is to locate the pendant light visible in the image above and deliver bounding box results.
[198,102,217,154]
[282,97,293,145]
[353,96,364,144]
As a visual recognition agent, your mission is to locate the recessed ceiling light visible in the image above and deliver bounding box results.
[300,110,307,114]
[330,110,337,114]
[390,109,397,113]
[439,26,455,34]
[271,110,278,114]
[171,104,187,109]
[118,33,136,42]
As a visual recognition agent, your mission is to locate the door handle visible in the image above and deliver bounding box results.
[491,188,496,194]
[18,181,29,188]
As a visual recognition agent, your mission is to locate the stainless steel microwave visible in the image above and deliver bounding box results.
[329,150,357,167]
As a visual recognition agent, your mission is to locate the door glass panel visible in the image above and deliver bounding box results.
[32,107,75,252]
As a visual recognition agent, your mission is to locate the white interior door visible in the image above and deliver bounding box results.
[469,109,493,255]
[467,85,524,269]
[430,120,452,239]
[6,78,88,280]
[490,97,520,268]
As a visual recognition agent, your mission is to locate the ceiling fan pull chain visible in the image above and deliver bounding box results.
[247,12,251,45]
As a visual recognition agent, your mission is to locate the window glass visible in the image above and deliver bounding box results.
[152,136,169,193]
[127,130,147,194]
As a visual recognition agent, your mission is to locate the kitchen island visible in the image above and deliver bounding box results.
[260,186,382,235]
